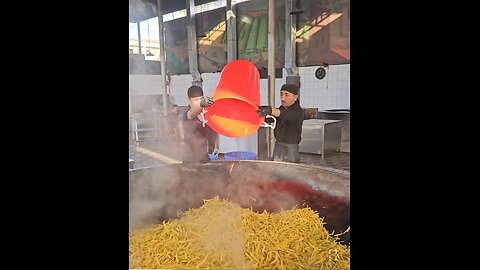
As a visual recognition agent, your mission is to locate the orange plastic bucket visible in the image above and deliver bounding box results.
[204,60,263,138]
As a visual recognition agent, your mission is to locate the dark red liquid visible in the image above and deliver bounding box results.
[243,179,350,245]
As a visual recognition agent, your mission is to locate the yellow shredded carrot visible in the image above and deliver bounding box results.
[129,196,350,269]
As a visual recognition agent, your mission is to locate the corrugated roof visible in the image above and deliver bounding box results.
[129,0,220,23]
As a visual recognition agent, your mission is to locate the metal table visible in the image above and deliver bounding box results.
[299,119,342,158]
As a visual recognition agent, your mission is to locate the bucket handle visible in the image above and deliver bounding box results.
[261,115,277,129]
[199,108,209,127]
[211,148,219,158]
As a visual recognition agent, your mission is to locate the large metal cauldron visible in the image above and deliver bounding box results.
[129,160,350,243]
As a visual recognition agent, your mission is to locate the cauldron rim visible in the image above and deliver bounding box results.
[129,160,350,179]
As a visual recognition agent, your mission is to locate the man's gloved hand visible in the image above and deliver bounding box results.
[200,96,215,107]
[257,105,272,117]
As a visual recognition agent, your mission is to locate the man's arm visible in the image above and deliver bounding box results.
[186,105,202,120]
[271,107,281,117]
[257,105,281,117]
[278,105,303,123]
[186,96,214,120]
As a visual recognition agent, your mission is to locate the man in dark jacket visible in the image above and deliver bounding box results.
[257,83,303,163]
[181,85,217,163]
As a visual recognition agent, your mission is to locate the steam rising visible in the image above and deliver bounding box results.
[188,199,248,268]
[130,198,250,269]
[129,197,350,269]
[129,166,182,228]
[129,163,297,229]
[129,161,349,232]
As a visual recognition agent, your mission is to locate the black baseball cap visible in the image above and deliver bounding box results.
[187,85,204,98]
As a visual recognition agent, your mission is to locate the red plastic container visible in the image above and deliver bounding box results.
[204,60,263,138]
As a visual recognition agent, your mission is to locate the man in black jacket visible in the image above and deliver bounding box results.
[181,85,217,163]
[257,83,304,163]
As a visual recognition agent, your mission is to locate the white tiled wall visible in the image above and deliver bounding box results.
[298,65,350,110]
[129,64,350,111]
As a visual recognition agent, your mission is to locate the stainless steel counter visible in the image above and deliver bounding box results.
[299,119,342,158]
[318,109,350,153]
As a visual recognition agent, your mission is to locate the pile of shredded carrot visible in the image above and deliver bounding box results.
[129,197,350,269]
